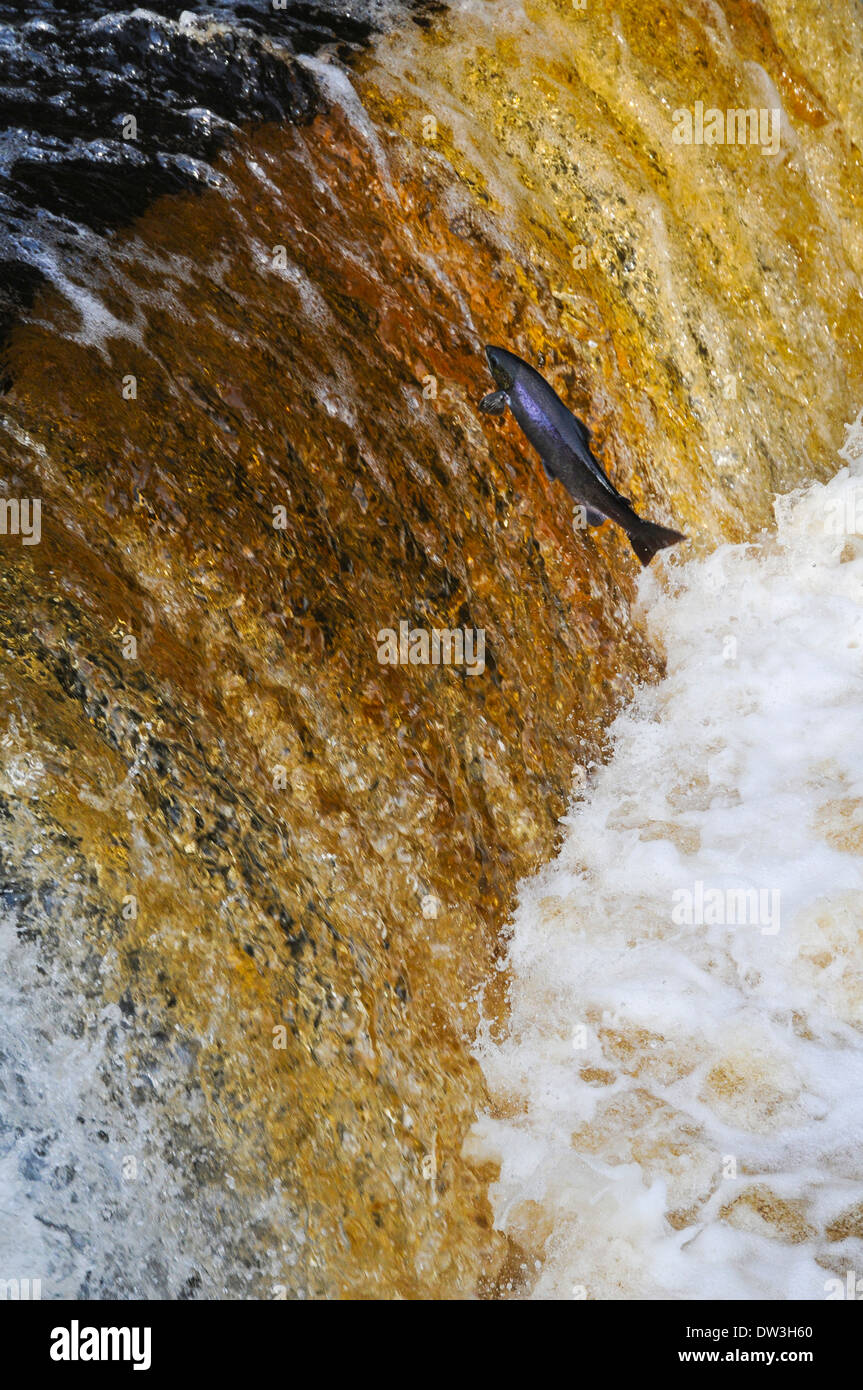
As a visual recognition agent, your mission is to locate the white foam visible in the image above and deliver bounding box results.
[298,56,396,199]
[472,436,863,1299]
[21,243,143,356]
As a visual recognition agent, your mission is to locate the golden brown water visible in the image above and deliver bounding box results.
[1,0,862,1298]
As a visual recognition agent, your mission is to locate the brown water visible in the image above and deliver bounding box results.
[1,0,862,1298]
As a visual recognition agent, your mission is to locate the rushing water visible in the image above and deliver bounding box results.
[472,432,863,1299]
[0,0,862,1298]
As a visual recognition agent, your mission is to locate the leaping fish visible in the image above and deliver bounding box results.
[479,345,686,566]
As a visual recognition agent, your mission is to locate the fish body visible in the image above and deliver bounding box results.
[481,345,686,566]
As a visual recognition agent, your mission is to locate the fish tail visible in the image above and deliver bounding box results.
[627,517,687,566]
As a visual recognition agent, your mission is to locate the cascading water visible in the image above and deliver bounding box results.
[472,430,863,1299]
[0,0,861,1300]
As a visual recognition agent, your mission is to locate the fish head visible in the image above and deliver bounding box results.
[484,344,520,391]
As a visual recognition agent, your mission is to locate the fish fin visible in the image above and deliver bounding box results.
[585,507,605,526]
[628,519,687,567]
[554,412,625,501]
[569,414,592,449]
[541,457,555,479]
[479,390,508,415]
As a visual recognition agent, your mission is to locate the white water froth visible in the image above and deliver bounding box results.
[298,55,397,200]
[472,443,863,1300]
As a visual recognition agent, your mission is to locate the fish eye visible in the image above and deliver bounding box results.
[485,346,514,390]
